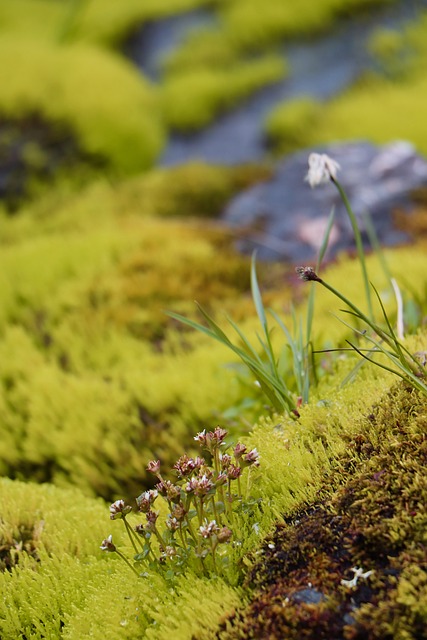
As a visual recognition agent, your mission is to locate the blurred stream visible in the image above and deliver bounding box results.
[126,0,427,166]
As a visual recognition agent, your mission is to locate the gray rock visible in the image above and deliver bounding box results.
[222,141,427,262]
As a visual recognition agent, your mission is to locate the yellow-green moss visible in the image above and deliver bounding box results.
[0,0,215,46]
[265,97,324,155]
[217,378,427,638]
[0,479,243,640]
[0,38,164,173]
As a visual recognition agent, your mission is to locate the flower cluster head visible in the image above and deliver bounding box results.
[109,499,132,520]
[194,427,227,453]
[295,266,320,282]
[136,489,158,513]
[185,474,214,497]
[146,460,161,476]
[306,153,340,188]
[199,519,220,539]
[174,454,205,478]
[243,448,260,467]
[155,480,181,503]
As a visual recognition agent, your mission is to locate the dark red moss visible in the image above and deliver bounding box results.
[214,382,427,639]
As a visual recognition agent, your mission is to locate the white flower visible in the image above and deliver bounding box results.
[306,153,340,187]
[341,566,374,589]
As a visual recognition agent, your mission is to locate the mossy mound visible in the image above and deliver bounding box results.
[0,38,164,175]
[162,55,286,132]
[165,0,396,72]
[265,9,427,156]
[216,381,427,639]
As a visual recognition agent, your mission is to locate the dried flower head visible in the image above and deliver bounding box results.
[306,153,340,187]
[110,499,132,520]
[156,480,181,503]
[295,266,320,282]
[100,534,116,552]
[217,526,233,544]
[145,510,159,532]
[171,503,187,521]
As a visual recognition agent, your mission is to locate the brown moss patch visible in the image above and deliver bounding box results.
[216,382,427,639]
[0,520,44,571]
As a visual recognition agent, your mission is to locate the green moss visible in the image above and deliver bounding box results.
[0,38,164,173]
[0,478,244,640]
[166,0,396,73]
[217,379,427,639]
[162,55,286,131]
[265,97,323,155]
[0,0,217,46]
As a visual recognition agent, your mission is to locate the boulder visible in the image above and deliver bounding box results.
[222,140,427,262]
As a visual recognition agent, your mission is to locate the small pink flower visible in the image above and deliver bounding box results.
[100,534,116,552]
[199,520,220,539]
[243,448,260,467]
[233,443,247,459]
[146,460,161,475]
[109,499,132,520]
[227,464,242,480]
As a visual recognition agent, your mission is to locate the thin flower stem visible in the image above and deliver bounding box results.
[123,518,141,554]
[211,496,220,523]
[115,549,140,577]
[332,177,373,321]
[210,542,218,573]
[153,526,166,553]
[317,276,393,349]
[186,517,199,545]
[317,276,423,377]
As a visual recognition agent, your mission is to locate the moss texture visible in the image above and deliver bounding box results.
[1,1,427,637]
[215,381,427,639]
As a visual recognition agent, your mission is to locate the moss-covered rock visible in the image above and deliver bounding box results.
[216,381,427,639]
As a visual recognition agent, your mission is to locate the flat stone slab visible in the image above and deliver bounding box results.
[222,140,427,262]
